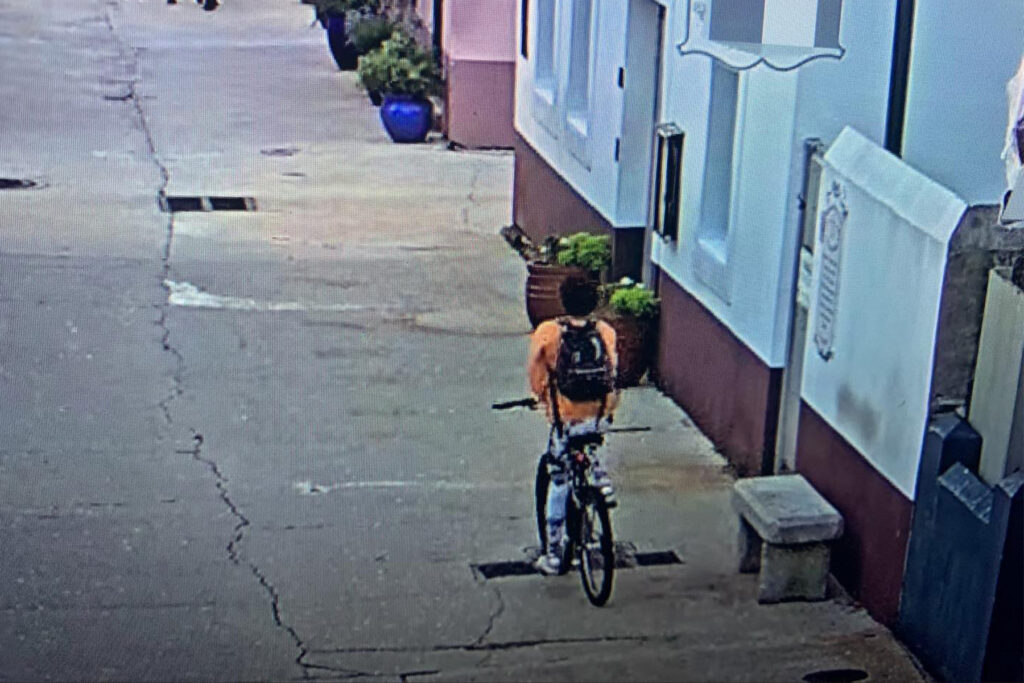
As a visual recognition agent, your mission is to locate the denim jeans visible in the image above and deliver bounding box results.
[543,419,610,556]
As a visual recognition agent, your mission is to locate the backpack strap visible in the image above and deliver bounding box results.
[549,375,564,437]
[549,321,566,437]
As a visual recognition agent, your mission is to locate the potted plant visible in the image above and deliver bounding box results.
[314,0,380,70]
[356,41,388,105]
[355,23,406,106]
[599,279,660,387]
[349,14,398,57]
[555,232,612,280]
[358,32,442,143]
[525,232,611,328]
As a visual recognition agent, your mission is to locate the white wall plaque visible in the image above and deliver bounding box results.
[812,181,847,361]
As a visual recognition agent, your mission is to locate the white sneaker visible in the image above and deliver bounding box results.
[534,552,562,576]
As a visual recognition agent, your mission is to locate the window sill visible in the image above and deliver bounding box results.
[694,235,732,302]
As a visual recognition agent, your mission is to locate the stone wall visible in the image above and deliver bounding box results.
[931,205,1024,414]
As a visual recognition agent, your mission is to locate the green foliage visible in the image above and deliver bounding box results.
[314,0,379,16]
[608,282,659,319]
[554,232,612,274]
[349,15,397,55]
[357,31,442,99]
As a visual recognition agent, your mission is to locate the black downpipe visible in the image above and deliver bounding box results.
[884,0,915,156]
[432,0,443,56]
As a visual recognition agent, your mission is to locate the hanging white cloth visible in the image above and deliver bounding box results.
[1003,56,1024,192]
[1001,56,1024,225]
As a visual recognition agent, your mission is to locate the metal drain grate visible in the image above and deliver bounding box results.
[473,547,683,580]
[473,561,539,579]
[160,195,256,213]
[634,550,683,567]
[802,669,868,683]
[0,178,37,190]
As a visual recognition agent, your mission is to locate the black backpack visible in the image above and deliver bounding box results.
[554,319,613,402]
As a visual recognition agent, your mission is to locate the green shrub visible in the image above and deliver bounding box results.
[357,31,442,99]
[314,0,379,15]
[349,15,397,54]
[554,232,611,274]
[608,282,659,319]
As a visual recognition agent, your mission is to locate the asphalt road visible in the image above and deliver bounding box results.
[0,1,928,681]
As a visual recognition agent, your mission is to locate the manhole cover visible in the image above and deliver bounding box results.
[802,669,869,683]
[160,195,256,213]
[0,178,37,190]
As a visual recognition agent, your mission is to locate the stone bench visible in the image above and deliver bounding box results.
[732,474,844,603]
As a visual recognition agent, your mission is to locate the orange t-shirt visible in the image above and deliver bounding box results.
[528,317,619,425]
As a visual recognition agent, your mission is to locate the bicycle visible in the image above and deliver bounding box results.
[535,430,616,606]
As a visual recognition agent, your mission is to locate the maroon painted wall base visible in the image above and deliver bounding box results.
[796,402,913,627]
[654,271,782,477]
[512,132,643,280]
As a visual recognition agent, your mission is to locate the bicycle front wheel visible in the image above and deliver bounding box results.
[577,495,614,606]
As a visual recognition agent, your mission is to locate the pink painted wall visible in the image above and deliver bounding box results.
[440,0,516,148]
[441,0,516,63]
[446,61,515,147]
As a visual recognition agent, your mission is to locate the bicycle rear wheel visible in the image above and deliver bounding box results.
[535,455,550,554]
[577,495,614,606]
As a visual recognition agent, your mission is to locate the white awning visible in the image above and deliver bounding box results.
[678,0,845,72]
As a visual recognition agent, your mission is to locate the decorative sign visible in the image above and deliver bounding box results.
[812,181,848,361]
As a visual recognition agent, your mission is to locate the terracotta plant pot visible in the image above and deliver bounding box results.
[525,262,588,328]
[603,311,657,387]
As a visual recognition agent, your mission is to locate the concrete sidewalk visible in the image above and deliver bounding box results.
[0,0,928,680]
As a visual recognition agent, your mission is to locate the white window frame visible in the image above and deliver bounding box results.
[563,0,596,167]
[694,62,745,301]
[532,0,560,136]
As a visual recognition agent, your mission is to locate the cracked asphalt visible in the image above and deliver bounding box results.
[0,1,929,681]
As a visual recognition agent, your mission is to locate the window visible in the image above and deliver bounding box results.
[565,0,593,134]
[654,125,684,242]
[520,0,529,58]
[535,0,556,93]
[694,62,741,298]
[699,63,740,252]
[679,0,845,72]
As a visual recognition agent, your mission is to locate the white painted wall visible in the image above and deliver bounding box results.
[801,127,966,501]
[514,0,628,221]
[652,0,897,367]
[516,0,1014,370]
[516,0,898,366]
[901,0,1024,205]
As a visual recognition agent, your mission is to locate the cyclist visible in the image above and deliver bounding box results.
[527,274,619,575]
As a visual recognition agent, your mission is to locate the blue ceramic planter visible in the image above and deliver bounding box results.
[325,14,358,70]
[379,96,433,143]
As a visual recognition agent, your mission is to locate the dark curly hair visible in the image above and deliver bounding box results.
[559,275,599,317]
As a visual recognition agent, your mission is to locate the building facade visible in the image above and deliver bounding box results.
[513,0,1024,640]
